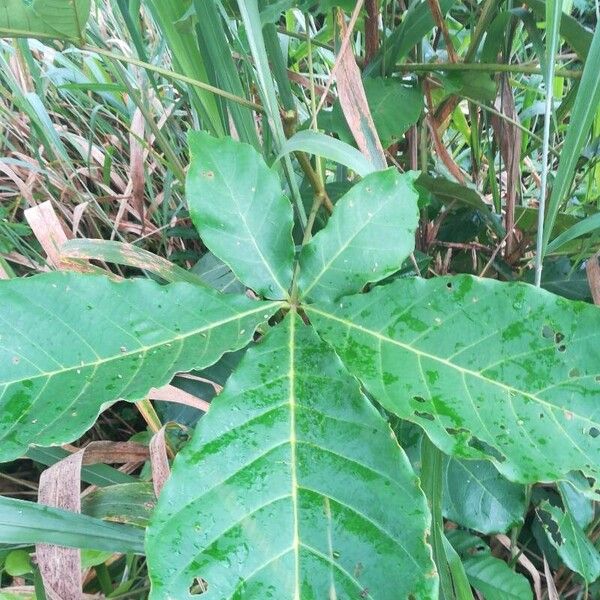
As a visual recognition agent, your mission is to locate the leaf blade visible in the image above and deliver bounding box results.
[443,458,527,535]
[277,130,377,177]
[542,25,600,251]
[0,272,280,462]
[308,275,600,492]
[463,554,533,600]
[0,0,91,43]
[146,312,437,599]
[537,500,600,583]
[187,132,295,299]
[298,169,419,302]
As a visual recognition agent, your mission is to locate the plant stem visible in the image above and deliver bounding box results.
[282,113,334,215]
[82,45,264,113]
[535,0,563,287]
[394,61,582,79]
[136,398,163,434]
[277,27,334,51]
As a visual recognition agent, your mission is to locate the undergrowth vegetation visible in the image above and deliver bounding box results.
[0,0,599,598]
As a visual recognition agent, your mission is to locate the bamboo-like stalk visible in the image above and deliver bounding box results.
[395,61,582,79]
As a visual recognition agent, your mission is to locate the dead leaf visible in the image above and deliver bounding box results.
[334,8,386,169]
[149,384,210,413]
[149,427,171,497]
[543,556,559,600]
[129,108,146,227]
[491,75,522,255]
[37,442,149,600]
[586,251,600,305]
[24,202,94,273]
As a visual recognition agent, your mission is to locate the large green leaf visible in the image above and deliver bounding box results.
[0,0,90,43]
[187,132,295,300]
[443,458,526,534]
[146,312,437,599]
[298,169,419,302]
[307,275,600,493]
[0,272,280,462]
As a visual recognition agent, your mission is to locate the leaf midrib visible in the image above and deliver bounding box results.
[307,305,599,427]
[286,313,301,599]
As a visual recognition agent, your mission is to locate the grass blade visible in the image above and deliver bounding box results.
[546,212,600,254]
[61,238,207,285]
[144,0,225,136]
[0,497,145,554]
[236,0,307,227]
[193,0,260,150]
[541,25,600,255]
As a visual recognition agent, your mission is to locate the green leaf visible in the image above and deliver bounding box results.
[277,130,377,177]
[298,169,419,302]
[361,79,423,146]
[462,554,533,600]
[4,550,32,577]
[320,78,423,149]
[546,211,600,254]
[0,272,280,462]
[0,0,90,43]
[81,483,156,528]
[558,481,594,529]
[416,174,505,237]
[0,589,34,600]
[187,132,295,299]
[307,275,600,493]
[443,458,526,534]
[441,72,497,104]
[146,312,437,599]
[0,497,144,554]
[542,25,600,251]
[537,500,600,583]
[193,0,261,150]
[522,257,592,302]
[192,252,246,295]
[441,535,475,600]
[144,0,225,136]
